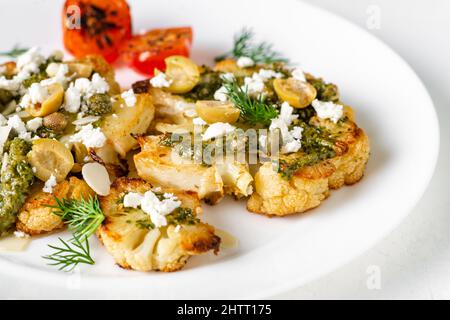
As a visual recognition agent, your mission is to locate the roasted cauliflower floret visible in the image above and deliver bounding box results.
[310,113,370,189]
[247,161,332,216]
[16,177,95,235]
[248,114,370,216]
[101,93,155,157]
[134,135,224,204]
[215,160,253,198]
[97,178,221,272]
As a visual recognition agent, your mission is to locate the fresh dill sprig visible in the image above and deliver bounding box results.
[49,196,105,240]
[43,236,94,272]
[0,45,29,58]
[215,28,288,64]
[43,196,105,272]
[223,79,278,126]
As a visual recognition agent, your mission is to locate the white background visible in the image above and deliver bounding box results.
[2,0,449,299]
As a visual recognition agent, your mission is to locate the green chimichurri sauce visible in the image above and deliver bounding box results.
[0,138,34,237]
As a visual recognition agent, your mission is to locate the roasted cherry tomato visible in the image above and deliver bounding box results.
[120,27,193,75]
[63,0,132,63]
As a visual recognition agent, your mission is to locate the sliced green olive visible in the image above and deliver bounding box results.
[27,138,74,182]
[195,100,240,124]
[160,56,200,94]
[26,83,64,117]
[273,78,317,108]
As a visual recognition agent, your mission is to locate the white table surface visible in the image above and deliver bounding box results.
[2,0,449,299]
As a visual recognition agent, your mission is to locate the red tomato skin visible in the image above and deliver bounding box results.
[120,27,193,75]
[63,0,132,63]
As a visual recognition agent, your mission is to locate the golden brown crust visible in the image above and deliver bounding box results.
[248,116,370,217]
[97,177,220,272]
[134,135,224,204]
[16,177,95,235]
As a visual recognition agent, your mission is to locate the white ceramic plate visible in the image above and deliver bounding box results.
[0,0,439,299]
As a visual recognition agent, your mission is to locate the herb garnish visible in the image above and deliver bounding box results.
[223,79,278,126]
[43,236,94,272]
[215,28,288,64]
[0,45,29,58]
[43,196,105,272]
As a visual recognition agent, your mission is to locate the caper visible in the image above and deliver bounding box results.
[43,112,68,132]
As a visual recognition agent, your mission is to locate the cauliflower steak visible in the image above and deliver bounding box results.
[97,178,221,272]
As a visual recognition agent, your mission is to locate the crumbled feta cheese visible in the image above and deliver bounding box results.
[278,102,298,126]
[193,117,207,125]
[43,174,57,193]
[282,139,302,153]
[0,125,11,154]
[202,122,236,141]
[112,113,118,119]
[69,124,106,148]
[121,89,137,107]
[16,47,45,74]
[174,225,181,233]
[237,56,255,68]
[150,72,172,88]
[311,99,343,123]
[32,167,37,173]
[123,192,144,209]
[122,190,182,228]
[256,69,283,81]
[63,85,81,113]
[7,115,27,136]
[269,102,303,154]
[28,83,49,104]
[90,73,110,94]
[242,76,265,95]
[26,117,43,132]
[14,230,29,238]
[220,73,235,82]
[214,86,228,102]
[292,67,306,82]
[73,73,109,99]
[42,63,69,85]
[290,126,303,140]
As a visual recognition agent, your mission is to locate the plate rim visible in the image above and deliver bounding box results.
[0,0,440,298]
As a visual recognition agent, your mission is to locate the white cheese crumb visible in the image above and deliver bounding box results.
[14,230,29,239]
[123,192,144,209]
[69,124,106,148]
[121,89,137,107]
[28,83,49,104]
[292,67,306,82]
[150,72,172,88]
[242,76,265,96]
[192,117,207,126]
[220,73,235,82]
[174,225,181,233]
[214,86,228,102]
[16,47,45,74]
[112,113,118,119]
[237,56,255,68]
[123,190,182,228]
[311,99,343,123]
[269,102,303,154]
[7,115,27,136]
[202,122,236,141]
[43,174,57,193]
[256,69,283,80]
[64,85,82,113]
[26,117,43,132]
